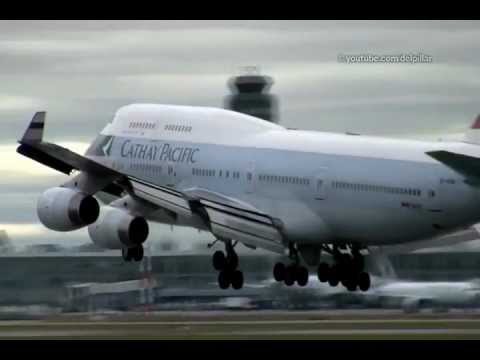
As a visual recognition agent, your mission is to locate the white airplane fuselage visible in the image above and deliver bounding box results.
[86,104,480,247]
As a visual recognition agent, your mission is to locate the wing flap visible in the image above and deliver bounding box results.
[127,182,286,252]
[203,203,285,254]
[129,177,193,218]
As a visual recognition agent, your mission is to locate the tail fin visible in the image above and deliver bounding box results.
[464,114,480,145]
[19,111,46,144]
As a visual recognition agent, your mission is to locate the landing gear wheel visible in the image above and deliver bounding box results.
[328,265,339,287]
[132,246,144,262]
[345,277,357,292]
[358,272,371,292]
[231,270,244,290]
[121,248,132,262]
[317,263,330,282]
[284,266,295,286]
[352,255,364,272]
[339,254,352,282]
[213,251,226,271]
[218,270,230,289]
[296,266,309,287]
[228,251,239,270]
[273,262,286,282]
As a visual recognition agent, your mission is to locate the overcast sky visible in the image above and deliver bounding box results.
[1,20,479,251]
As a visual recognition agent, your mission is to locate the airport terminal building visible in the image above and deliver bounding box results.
[1,244,480,313]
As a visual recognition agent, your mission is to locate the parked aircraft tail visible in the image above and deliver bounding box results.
[464,114,480,145]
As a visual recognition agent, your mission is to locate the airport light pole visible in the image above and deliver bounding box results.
[139,243,154,315]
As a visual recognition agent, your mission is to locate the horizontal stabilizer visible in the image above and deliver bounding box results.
[426,150,480,184]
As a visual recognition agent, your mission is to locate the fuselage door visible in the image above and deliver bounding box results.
[246,161,255,193]
[424,173,450,230]
[314,168,329,200]
[166,161,176,188]
[425,172,444,213]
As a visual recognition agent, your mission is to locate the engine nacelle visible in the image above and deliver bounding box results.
[87,206,149,249]
[37,187,100,231]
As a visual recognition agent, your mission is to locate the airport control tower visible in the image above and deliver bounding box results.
[224,66,279,123]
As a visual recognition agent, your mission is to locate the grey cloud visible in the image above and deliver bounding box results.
[0,20,479,247]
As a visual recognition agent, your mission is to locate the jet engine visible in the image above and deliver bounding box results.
[87,206,149,249]
[37,187,100,231]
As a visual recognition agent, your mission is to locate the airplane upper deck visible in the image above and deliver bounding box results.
[101,103,480,165]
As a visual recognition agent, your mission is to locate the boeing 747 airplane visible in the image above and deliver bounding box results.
[16,105,480,292]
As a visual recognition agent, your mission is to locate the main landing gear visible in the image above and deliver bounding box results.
[272,243,371,292]
[272,242,309,287]
[212,240,244,290]
[317,245,371,292]
[122,245,144,262]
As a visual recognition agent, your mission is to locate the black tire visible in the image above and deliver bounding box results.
[352,255,364,272]
[273,262,286,282]
[317,262,330,282]
[133,246,144,262]
[218,270,230,289]
[296,266,309,287]
[228,252,239,270]
[328,265,339,287]
[345,277,357,292]
[358,272,371,292]
[340,253,352,266]
[339,255,352,281]
[231,270,244,290]
[213,250,226,271]
[284,266,295,286]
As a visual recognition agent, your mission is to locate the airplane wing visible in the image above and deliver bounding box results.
[185,188,285,253]
[18,112,286,254]
[17,112,128,198]
[17,112,120,177]
[426,150,480,185]
[128,179,286,253]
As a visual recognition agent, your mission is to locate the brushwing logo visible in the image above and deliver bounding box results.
[102,136,113,156]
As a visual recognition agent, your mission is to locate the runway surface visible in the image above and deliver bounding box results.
[2,310,480,339]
